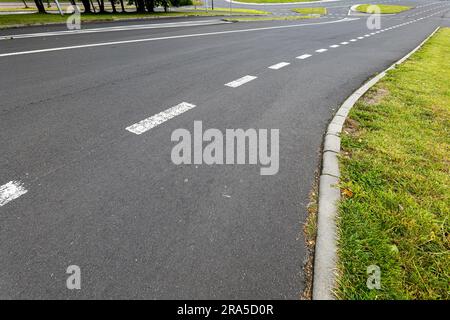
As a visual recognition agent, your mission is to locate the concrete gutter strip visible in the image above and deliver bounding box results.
[312,26,441,300]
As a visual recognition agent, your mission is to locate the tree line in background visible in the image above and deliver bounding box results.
[31,0,193,14]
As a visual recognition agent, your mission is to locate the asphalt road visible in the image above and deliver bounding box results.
[0,0,449,299]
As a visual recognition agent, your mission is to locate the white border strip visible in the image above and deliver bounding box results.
[126,102,196,135]
[312,26,440,300]
[225,75,257,87]
[0,181,28,207]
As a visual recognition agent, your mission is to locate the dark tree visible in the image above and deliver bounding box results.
[135,0,145,13]
[144,0,154,12]
[110,0,117,13]
[33,0,46,13]
[119,0,125,12]
[80,0,92,12]
[97,0,105,12]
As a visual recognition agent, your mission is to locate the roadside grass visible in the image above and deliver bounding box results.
[291,7,327,15]
[355,4,412,14]
[224,15,314,22]
[336,28,450,299]
[0,10,269,28]
[189,7,269,14]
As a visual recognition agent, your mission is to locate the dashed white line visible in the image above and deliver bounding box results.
[340,41,349,45]
[268,62,290,70]
[0,181,28,207]
[350,39,357,42]
[225,75,257,88]
[126,102,196,135]
[357,36,364,39]
[330,44,340,48]
[296,54,312,60]
[316,48,328,53]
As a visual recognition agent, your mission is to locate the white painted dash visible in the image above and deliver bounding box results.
[296,54,312,60]
[126,102,196,135]
[350,39,357,42]
[316,48,328,53]
[340,41,349,45]
[0,181,28,207]
[357,36,364,39]
[225,75,257,88]
[329,44,340,48]
[268,62,290,70]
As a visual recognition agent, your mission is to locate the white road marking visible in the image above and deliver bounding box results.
[357,36,364,39]
[340,41,349,45]
[350,39,357,42]
[0,20,228,41]
[329,44,340,48]
[126,102,196,135]
[296,54,312,59]
[268,62,290,70]
[225,75,257,88]
[0,18,358,58]
[0,181,28,207]
[316,48,328,53]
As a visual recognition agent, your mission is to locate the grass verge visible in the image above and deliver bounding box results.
[224,15,314,22]
[0,10,269,28]
[291,7,327,15]
[336,28,450,299]
[355,4,412,14]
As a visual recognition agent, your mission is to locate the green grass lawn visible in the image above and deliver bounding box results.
[337,28,450,299]
[355,4,412,14]
[224,15,314,22]
[0,10,269,28]
[291,7,327,15]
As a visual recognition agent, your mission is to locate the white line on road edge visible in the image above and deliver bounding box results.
[0,20,228,41]
[313,26,441,300]
[0,181,28,207]
[296,54,312,60]
[0,18,359,58]
[268,62,290,70]
[316,48,328,53]
[126,102,196,135]
[225,75,257,88]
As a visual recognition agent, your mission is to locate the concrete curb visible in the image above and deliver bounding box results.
[312,26,441,300]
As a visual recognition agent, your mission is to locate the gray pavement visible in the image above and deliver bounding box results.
[0,0,449,299]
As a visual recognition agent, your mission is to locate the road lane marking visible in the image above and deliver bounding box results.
[340,41,349,45]
[316,48,328,53]
[225,75,257,88]
[0,18,359,58]
[0,181,28,207]
[296,54,312,59]
[350,39,357,42]
[330,44,340,48]
[0,20,229,41]
[126,102,196,135]
[268,62,290,70]
[357,36,364,39]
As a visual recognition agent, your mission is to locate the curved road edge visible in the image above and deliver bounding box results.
[312,25,441,300]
